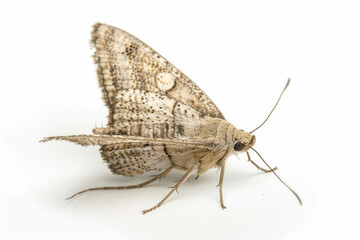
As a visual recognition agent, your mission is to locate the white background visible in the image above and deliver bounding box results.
[1,0,359,239]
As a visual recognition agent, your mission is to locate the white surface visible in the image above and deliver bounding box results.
[1,0,359,239]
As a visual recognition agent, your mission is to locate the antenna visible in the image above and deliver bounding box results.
[248,145,302,205]
[250,78,290,133]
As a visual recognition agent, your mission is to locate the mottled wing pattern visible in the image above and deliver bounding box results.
[91,23,225,139]
[101,143,210,176]
[44,23,227,177]
[92,89,208,140]
[41,134,215,176]
[100,143,171,176]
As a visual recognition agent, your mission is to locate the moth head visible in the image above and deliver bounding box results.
[233,131,256,152]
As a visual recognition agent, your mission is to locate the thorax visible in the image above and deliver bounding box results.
[185,118,237,147]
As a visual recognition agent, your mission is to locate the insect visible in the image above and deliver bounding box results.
[41,23,301,214]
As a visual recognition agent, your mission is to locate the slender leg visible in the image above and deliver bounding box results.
[66,166,173,200]
[142,163,198,214]
[217,158,227,209]
[246,151,277,173]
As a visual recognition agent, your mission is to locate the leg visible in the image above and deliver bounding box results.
[246,151,277,173]
[217,158,227,209]
[142,163,198,214]
[66,166,173,200]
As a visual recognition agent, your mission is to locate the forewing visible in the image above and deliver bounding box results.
[92,89,207,139]
[91,23,225,135]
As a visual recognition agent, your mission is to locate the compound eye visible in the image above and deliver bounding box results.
[234,141,245,151]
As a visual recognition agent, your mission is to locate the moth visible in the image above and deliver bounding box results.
[42,23,301,214]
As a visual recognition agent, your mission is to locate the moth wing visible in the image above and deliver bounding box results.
[40,134,214,147]
[92,23,225,136]
[100,143,211,176]
[41,135,215,176]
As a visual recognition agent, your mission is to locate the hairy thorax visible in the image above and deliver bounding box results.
[185,118,237,147]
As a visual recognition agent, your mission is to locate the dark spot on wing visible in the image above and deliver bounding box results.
[177,125,185,135]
